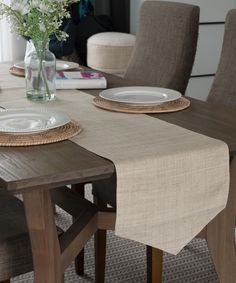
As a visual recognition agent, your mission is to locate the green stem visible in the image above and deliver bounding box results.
[34,40,51,99]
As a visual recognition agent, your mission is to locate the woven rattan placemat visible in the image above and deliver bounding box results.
[93,96,190,113]
[9,66,25,77]
[0,120,81,146]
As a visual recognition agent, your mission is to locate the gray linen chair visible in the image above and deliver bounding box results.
[124,0,199,93]
[82,1,200,282]
[0,190,32,283]
[92,7,236,283]
[0,186,96,283]
[0,189,66,283]
[207,9,236,107]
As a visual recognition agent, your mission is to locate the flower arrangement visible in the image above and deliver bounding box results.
[0,0,78,47]
[0,0,79,100]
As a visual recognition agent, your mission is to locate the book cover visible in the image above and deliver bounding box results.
[56,71,107,89]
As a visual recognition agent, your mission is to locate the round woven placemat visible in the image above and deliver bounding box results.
[0,120,82,147]
[93,96,190,113]
[9,66,25,77]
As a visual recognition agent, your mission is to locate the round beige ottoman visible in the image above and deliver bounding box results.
[87,32,136,76]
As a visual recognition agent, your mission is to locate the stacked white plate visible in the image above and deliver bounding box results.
[0,109,71,134]
[13,60,79,72]
[99,86,182,106]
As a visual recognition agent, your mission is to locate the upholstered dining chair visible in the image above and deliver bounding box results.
[0,186,95,282]
[0,189,67,283]
[123,1,199,94]
[207,9,236,108]
[90,7,236,283]
[0,189,33,283]
[73,0,200,281]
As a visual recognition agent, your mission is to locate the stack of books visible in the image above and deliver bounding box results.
[56,71,107,89]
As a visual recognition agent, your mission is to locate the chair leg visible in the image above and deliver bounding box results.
[147,246,163,283]
[75,250,85,276]
[72,183,86,276]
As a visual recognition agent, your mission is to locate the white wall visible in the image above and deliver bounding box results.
[130,0,143,34]
[0,20,26,62]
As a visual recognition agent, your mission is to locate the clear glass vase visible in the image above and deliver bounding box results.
[24,40,56,101]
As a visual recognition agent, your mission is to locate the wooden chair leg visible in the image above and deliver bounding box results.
[75,250,85,276]
[147,246,163,283]
[72,183,86,276]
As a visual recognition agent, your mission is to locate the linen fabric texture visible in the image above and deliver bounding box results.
[207,9,236,108]
[0,64,25,90]
[124,1,199,94]
[0,84,229,255]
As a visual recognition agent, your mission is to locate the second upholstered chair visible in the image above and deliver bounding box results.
[123,1,199,93]
[90,1,200,282]
[207,9,236,108]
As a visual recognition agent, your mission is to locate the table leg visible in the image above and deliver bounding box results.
[147,246,163,283]
[23,189,62,283]
[207,157,236,283]
[71,183,85,276]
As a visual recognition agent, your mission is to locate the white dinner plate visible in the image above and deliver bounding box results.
[99,86,182,105]
[0,109,71,134]
[14,60,79,71]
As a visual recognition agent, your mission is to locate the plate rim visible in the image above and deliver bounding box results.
[99,86,182,105]
[13,60,79,71]
[0,108,71,134]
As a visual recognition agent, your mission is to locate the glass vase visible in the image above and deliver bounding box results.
[24,40,56,101]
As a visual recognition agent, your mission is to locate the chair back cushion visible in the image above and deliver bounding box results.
[0,190,32,281]
[124,1,199,94]
[207,10,236,108]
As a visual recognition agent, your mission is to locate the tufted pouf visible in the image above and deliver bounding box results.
[87,32,136,76]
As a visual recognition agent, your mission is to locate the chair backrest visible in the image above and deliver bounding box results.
[0,190,32,281]
[207,10,236,108]
[124,1,199,94]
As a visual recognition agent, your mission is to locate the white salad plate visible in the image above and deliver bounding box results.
[14,60,79,71]
[0,109,71,134]
[99,86,182,105]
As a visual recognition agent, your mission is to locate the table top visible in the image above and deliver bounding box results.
[155,97,236,155]
[0,73,235,194]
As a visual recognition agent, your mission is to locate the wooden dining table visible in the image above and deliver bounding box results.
[0,71,236,283]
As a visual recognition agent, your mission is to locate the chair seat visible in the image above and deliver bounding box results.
[0,189,64,281]
[0,190,32,281]
[92,173,116,208]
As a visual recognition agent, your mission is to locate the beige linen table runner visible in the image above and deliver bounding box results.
[0,70,229,254]
[0,64,25,90]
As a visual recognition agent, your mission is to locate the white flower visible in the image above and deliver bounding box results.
[38,3,47,13]
[11,0,30,15]
[30,0,40,8]
[39,22,46,32]
[1,0,80,43]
